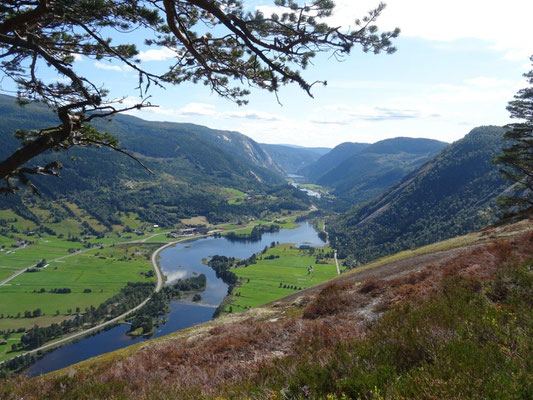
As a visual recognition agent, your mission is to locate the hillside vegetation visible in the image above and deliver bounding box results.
[0,95,310,227]
[260,144,330,174]
[298,142,369,180]
[329,126,508,263]
[319,137,448,203]
[2,211,531,399]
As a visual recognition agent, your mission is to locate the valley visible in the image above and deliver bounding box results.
[0,105,533,398]
[0,192,334,372]
[1,2,532,397]
[0,108,522,380]
[5,209,531,399]
[18,220,331,376]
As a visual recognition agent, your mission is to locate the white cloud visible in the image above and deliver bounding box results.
[310,117,350,126]
[94,61,122,72]
[326,80,413,90]
[350,106,439,121]
[428,81,521,104]
[258,1,533,63]
[346,1,531,61]
[137,47,176,62]
[222,110,281,121]
[178,103,216,116]
[149,103,282,121]
[464,77,512,88]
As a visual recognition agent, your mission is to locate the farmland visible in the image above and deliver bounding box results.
[0,242,159,362]
[0,202,313,363]
[228,244,340,312]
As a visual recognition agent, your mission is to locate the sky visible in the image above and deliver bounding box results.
[4,0,533,148]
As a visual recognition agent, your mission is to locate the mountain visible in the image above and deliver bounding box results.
[101,115,284,175]
[318,137,448,204]
[329,126,509,263]
[0,95,282,185]
[260,144,330,174]
[297,142,369,179]
[0,95,310,227]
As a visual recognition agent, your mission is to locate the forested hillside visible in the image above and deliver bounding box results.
[329,126,509,263]
[318,137,447,204]
[260,144,330,174]
[297,142,369,179]
[0,95,309,227]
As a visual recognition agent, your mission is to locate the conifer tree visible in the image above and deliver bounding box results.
[495,55,533,207]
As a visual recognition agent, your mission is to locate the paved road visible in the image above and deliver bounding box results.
[0,240,166,366]
[0,213,311,365]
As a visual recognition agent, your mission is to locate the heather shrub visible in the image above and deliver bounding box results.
[238,261,533,400]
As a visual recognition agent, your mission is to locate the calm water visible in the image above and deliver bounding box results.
[290,182,321,198]
[25,222,322,377]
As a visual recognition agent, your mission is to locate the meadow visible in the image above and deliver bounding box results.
[220,217,300,237]
[0,243,157,318]
[229,244,339,311]
[0,243,158,361]
[0,201,312,363]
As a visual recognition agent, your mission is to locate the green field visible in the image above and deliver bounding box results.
[220,187,247,205]
[0,204,314,364]
[299,184,329,195]
[0,332,25,362]
[228,244,339,312]
[0,243,157,320]
[221,217,299,237]
[0,243,158,361]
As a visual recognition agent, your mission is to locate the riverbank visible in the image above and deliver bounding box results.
[3,215,318,375]
[0,246,165,369]
[221,243,337,314]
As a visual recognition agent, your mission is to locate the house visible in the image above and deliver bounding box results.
[167,226,209,238]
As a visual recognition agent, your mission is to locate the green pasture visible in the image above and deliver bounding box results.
[229,244,338,312]
[299,183,329,194]
[0,243,157,330]
[0,237,86,271]
[221,188,247,198]
[0,210,38,233]
[221,218,300,237]
[218,223,244,230]
[0,315,69,331]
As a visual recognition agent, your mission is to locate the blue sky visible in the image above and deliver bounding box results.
[3,0,533,147]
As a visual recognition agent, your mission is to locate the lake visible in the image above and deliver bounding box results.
[25,222,323,377]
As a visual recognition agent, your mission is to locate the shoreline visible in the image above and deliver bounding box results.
[2,215,309,370]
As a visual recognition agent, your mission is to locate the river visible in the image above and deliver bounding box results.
[25,222,323,377]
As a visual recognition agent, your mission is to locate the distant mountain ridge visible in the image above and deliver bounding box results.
[260,144,330,174]
[329,126,508,263]
[101,115,284,175]
[0,94,283,185]
[318,137,448,204]
[0,95,313,227]
[298,142,370,179]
